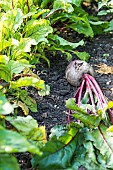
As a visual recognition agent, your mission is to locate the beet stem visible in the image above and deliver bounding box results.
[78,79,85,107]
[84,74,104,110]
[86,79,96,115]
[87,74,107,104]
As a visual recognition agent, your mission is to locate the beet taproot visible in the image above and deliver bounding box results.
[65,60,94,86]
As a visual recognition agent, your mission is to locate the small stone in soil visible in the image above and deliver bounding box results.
[42,112,48,118]
[59,90,69,96]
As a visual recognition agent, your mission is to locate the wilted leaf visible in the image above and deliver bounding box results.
[19,90,38,112]
[95,63,113,74]
[18,101,29,115]
[0,154,20,170]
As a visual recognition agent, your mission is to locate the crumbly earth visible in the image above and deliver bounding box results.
[18,33,113,169]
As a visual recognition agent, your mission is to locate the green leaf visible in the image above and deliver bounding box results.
[49,45,72,60]
[0,1,12,11]
[10,77,45,89]
[53,0,74,13]
[5,115,38,136]
[74,51,90,61]
[0,93,13,115]
[0,154,20,170]
[0,129,41,154]
[8,60,33,75]
[12,37,38,53]
[105,19,113,32]
[49,34,84,49]
[106,101,113,109]
[24,19,53,43]
[1,8,23,33]
[5,115,47,144]
[85,125,113,169]
[19,90,38,112]
[98,9,113,16]
[0,64,11,82]
[66,98,101,128]
[67,15,94,37]
[90,20,109,35]
[0,40,12,52]
[32,125,79,169]
[70,124,113,169]
[38,84,50,96]
[107,126,113,132]
[71,0,82,7]
[0,55,9,64]
[71,129,104,170]
[13,8,23,31]
[40,0,51,8]
[39,54,50,68]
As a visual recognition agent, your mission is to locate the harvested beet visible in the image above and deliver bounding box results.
[65,61,113,125]
[65,60,94,86]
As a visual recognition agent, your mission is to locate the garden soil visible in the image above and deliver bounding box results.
[17,33,113,169]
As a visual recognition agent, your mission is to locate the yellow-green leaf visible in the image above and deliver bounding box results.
[10,77,45,89]
[18,101,29,115]
[107,126,113,132]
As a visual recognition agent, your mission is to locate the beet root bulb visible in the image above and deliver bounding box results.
[65,60,94,87]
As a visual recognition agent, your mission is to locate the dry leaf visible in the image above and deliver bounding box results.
[111,88,113,94]
[95,63,113,74]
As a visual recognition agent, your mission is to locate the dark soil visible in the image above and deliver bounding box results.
[18,33,113,169]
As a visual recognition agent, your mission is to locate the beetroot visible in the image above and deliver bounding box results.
[65,60,94,86]
[65,60,113,125]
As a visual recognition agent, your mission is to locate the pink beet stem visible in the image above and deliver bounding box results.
[84,74,104,110]
[74,87,80,98]
[67,109,71,124]
[87,74,107,104]
[78,79,85,107]
[86,79,96,115]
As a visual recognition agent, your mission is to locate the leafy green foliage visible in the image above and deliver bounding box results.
[5,115,46,143]
[32,122,113,170]
[66,98,101,128]
[71,124,113,170]
[32,125,79,169]
[0,0,113,169]
[0,128,41,154]
[0,154,20,170]
[0,93,13,115]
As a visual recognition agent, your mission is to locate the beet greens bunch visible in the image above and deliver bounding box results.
[66,60,113,125]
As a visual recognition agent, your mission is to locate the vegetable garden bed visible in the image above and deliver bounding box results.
[0,0,113,169]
